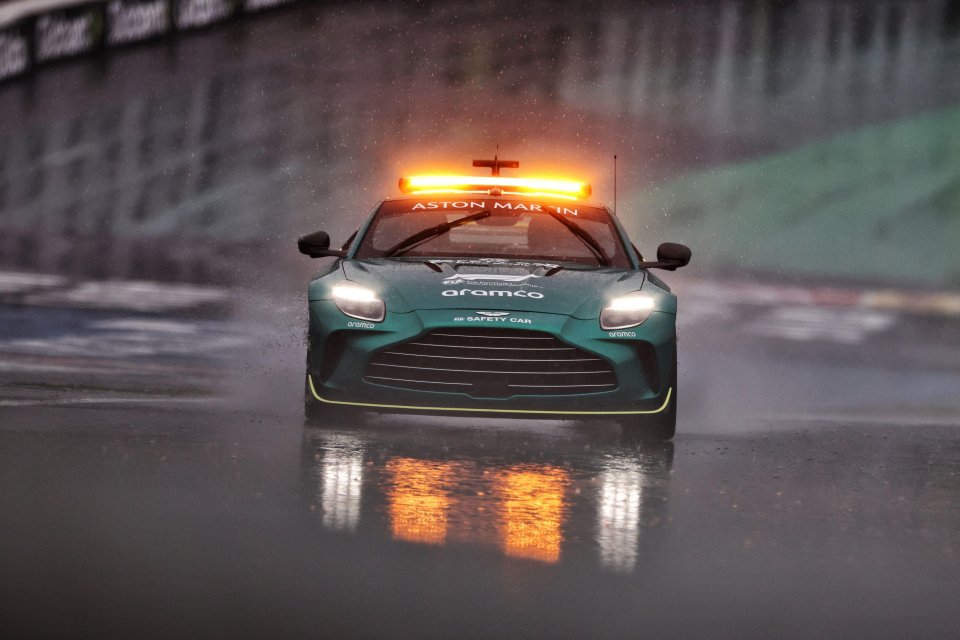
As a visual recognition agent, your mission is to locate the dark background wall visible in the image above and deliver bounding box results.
[0,0,958,288]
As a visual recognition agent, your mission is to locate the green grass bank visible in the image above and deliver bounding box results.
[624,105,960,289]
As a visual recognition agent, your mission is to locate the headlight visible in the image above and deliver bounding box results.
[600,292,655,330]
[332,284,385,322]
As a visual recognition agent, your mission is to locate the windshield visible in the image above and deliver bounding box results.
[354,198,632,267]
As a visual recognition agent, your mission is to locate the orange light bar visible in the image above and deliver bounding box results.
[399,175,591,199]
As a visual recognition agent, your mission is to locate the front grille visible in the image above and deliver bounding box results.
[363,328,617,398]
[320,331,350,383]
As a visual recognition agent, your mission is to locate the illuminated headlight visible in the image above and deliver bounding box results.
[332,284,385,322]
[600,292,655,330]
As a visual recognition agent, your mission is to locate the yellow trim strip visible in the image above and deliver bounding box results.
[308,375,671,416]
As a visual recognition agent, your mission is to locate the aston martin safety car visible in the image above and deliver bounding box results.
[297,159,690,439]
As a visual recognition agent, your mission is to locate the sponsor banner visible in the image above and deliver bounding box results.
[0,24,30,80]
[0,0,302,78]
[106,0,169,45]
[243,0,294,12]
[34,6,104,62]
[174,0,237,30]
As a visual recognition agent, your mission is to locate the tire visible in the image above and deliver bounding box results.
[303,373,329,424]
[304,371,359,427]
[304,346,332,425]
[618,351,677,441]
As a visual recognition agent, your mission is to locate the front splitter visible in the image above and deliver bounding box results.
[308,375,671,416]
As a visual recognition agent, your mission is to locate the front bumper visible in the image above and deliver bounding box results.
[307,304,676,417]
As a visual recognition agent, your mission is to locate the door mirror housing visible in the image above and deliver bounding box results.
[298,230,346,258]
[639,242,691,271]
[656,242,691,269]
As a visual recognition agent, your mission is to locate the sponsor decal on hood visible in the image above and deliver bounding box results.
[428,258,559,269]
[442,289,544,299]
[442,273,540,284]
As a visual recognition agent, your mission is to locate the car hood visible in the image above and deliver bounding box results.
[336,258,648,318]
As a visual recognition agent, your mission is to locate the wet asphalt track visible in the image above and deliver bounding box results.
[1,405,958,639]
[1,301,959,640]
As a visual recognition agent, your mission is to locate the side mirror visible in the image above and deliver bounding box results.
[640,242,691,271]
[298,230,346,258]
[656,243,691,269]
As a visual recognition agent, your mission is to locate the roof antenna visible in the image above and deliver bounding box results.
[613,154,618,214]
[473,146,519,176]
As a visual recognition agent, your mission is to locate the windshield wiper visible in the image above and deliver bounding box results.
[543,209,611,267]
[383,210,492,257]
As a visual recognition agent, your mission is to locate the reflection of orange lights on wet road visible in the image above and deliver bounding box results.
[384,459,570,562]
[496,466,569,563]
[386,458,452,545]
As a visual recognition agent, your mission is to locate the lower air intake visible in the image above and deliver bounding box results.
[363,327,617,398]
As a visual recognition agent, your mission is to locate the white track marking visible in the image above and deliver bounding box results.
[676,298,734,328]
[746,306,897,344]
[0,396,213,407]
[0,270,230,313]
[0,271,67,293]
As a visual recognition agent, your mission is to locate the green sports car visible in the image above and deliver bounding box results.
[297,164,690,439]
